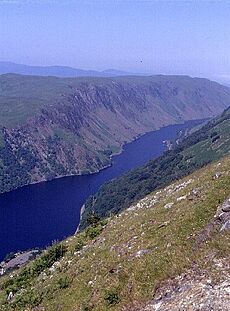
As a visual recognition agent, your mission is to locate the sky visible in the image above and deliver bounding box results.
[0,0,230,82]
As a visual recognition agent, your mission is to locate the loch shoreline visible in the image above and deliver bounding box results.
[0,119,205,261]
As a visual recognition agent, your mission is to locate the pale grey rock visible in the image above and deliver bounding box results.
[7,291,13,301]
[222,198,230,212]
[135,249,151,258]
[220,220,230,232]
[142,259,230,311]
[164,202,174,209]
[177,195,187,202]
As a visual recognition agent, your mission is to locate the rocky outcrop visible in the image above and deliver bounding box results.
[141,193,230,311]
[217,196,230,231]
[142,258,230,311]
[194,194,230,248]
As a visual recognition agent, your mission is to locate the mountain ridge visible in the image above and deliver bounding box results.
[0,74,229,194]
[0,61,133,78]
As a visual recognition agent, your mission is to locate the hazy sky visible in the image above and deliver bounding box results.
[1,0,230,81]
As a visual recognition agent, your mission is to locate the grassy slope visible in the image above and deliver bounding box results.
[0,74,67,127]
[82,107,230,226]
[0,155,229,310]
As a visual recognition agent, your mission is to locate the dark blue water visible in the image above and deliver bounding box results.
[0,120,202,260]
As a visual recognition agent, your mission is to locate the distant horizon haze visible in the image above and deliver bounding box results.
[0,60,229,86]
[0,0,230,84]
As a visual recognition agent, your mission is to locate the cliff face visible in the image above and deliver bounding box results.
[0,74,230,193]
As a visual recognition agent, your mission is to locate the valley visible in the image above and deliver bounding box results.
[0,77,229,310]
[0,121,198,262]
[82,107,230,226]
[2,2,230,310]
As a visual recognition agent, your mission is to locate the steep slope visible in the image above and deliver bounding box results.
[0,74,230,194]
[0,155,229,310]
[83,107,230,226]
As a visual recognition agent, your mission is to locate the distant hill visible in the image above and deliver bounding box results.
[0,61,132,77]
[0,74,229,194]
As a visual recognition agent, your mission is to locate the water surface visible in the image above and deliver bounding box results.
[0,120,202,260]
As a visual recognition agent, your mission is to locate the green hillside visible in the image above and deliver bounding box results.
[0,154,229,310]
[82,107,230,227]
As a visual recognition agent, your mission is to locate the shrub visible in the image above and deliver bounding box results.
[100,219,108,227]
[86,212,101,227]
[75,239,85,251]
[57,276,71,289]
[85,226,102,239]
[104,290,120,305]
[30,243,67,277]
[12,290,42,308]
